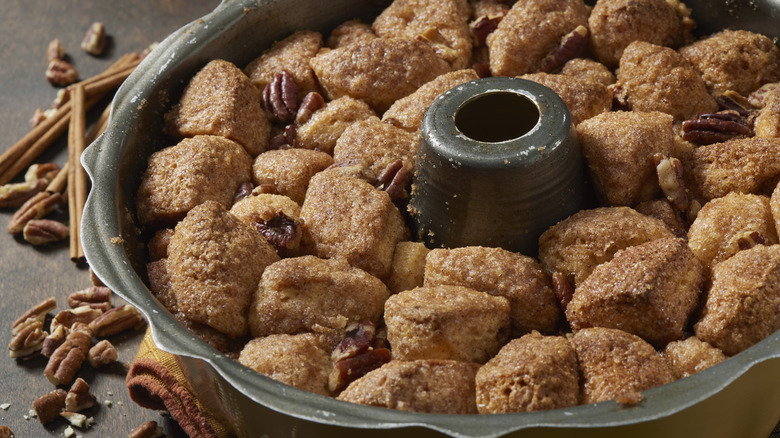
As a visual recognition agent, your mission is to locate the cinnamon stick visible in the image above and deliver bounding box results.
[68,83,87,263]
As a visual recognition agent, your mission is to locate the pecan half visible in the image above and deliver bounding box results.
[328,348,392,393]
[8,191,63,234]
[12,297,56,335]
[44,323,93,386]
[46,59,79,87]
[681,110,753,145]
[8,319,47,359]
[233,181,254,204]
[81,22,107,56]
[41,325,68,358]
[296,91,326,125]
[88,339,118,368]
[331,321,376,362]
[0,178,49,208]
[262,70,298,122]
[268,124,297,150]
[737,231,766,250]
[653,154,689,211]
[88,304,145,337]
[51,306,104,333]
[23,219,69,245]
[65,378,96,412]
[470,12,506,46]
[249,211,302,252]
[130,420,164,438]
[46,38,65,64]
[375,159,409,201]
[551,272,574,311]
[540,25,589,73]
[0,426,14,438]
[68,286,112,312]
[26,163,60,183]
[32,388,67,424]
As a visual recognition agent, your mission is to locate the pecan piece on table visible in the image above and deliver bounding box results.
[88,339,118,368]
[8,318,47,359]
[7,190,63,235]
[88,304,145,337]
[60,411,94,429]
[0,178,49,209]
[23,219,69,245]
[51,306,104,333]
[0,426,14,438]
[68,286,112,312]
[32,388,67,424]
[653,154,689,211]
[46,59,79,87]
[44,322,93,386]
[130,420,164,438]
[81,22,107,56]
[681,110,753,145]
[65,378,96,412]
[12,297,56,335]
[249,211,302,252]
[41,325,67,358]
[46,38,65,64]
[262,70,299,122]
[539,25,589,73]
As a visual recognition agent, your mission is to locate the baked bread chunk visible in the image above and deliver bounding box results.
[679,29,780,95]
[310,38,450,113]
[294,96,376,154]
[384,285,511,363]
[333,116,418,176]
[755,87,780,138]
[136,135,252,227]
[326,18,376,49]
[248,255,389,337]
[519,73,612,126]
[475,332,580,413]
[571,327,676,404]
[635,199,688,238]
[251,148,333,204]
[588,0,688,68]
[561,58,616,87]
[566,238,705,347]
[615,41,717,121]
[301,172,408,279]
[577,111,676,206]
[538,207,675,286]
[386,241,430,294]
[372,0,472,70]
[337,359,480,414]
[382,69,479,132]
[239,333,334,396]
[168,201,280,337]
[694,245,780,355]
[661,337,727,379]
[243,30,322,99]
[424,246,561,336]
[164,59,270,156]
[687,193,778,268]
[486,0,589,76]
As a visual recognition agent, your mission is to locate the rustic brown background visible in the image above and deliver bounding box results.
[0,1,220,436]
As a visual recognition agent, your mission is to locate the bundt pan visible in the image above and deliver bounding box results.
[81,0,780,437]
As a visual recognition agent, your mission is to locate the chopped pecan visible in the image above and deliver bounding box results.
[41,325,68,358]
[716,90,754,116]
[65,378,96,412]
[0,178,49,209]
[8,319,47,359]
[609,83,630,111]
[46,59,79,87]
[81,22,107,56]
[551,272,574,311]
[249,211,302,252]
[52,88,71,109]
[470,12,506,46]
[46,38,65,64]
[681,110,753,145]
[268,124,297,150]
[88,339,118,368]
[375,159,409,201]
[416,27,459,65]
[12,297,56,335]
[8,190,63,234]
[68,286,112,312]
[737,231,766,250]
[328,348,392,393]
[129,420,164,438]
[0,426,14,438]
[262,70,298,122]
[251,183,277,196]
[540,25,589,73]
[23,219,70,245]
[296,91,326,125]
[44,323,93,386]
[686,199,702,223]
[51,306,104,332]
[33,388,67,424]
[749,82,780,108]
[331,321,377,362]
[26,163,60,183]
[60,411,94,429]
[30,108,50,128]
[233,181,254,204]
[88,304,145,337]
[653,154,689,211]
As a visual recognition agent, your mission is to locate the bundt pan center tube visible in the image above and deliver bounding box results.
[80,0,780,436]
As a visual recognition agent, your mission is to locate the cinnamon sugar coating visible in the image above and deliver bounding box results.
[248,255,389,337]
[635,199,688,238]
[754,87,780,138]
[687,193,778,268]
[164,60,270,156]
[244,30,322,99]
[661,337,727,379]
[337,359,480,414]
[538,207,675,287]
[486,0,589,76]
[384,285,511,363]
[168,201,279,337]
[577,111,675,206]
[561,58,616,87]
[326,19,376,49]
[694,245,780,356]
[424,246,561,336]
[571,327,676,404]
[310,38,450,113]
[679,30,780,95]
[588,0,688,68]
[519,72,612,126]
[136,135,252,227]
[616,41,717,121]
[333,117,419,176]
[251,148,333,204]
[294,96,376,154]
[567,237,705,347]
[476,332,580,413]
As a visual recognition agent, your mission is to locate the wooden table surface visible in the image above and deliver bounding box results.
[0,1,220,436]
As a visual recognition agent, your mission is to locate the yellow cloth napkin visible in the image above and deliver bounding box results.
[126,328,233,438]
